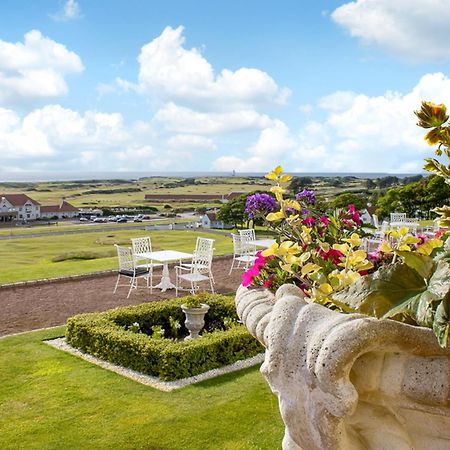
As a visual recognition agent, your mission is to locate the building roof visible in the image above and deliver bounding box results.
[40,201,79,213]
[206,212,217,221]
[0,193,40,206]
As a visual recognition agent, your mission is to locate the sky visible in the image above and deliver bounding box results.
[1,0,450,176]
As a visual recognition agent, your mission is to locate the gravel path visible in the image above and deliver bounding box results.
[0,256,243,337]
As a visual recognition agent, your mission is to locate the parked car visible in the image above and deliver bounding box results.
[133,218,142,222]
[79,217,88,221]
[117,217,127,223]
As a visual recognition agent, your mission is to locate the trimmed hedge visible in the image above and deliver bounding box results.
[65,294,263,381]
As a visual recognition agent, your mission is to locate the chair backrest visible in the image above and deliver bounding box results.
[193,237,215,268]
[131,236,152,255]
[239,229,256,242]
[115,244,134,271]
[390,212,406,223]
[372,214,379,229]
[232,233,243,255]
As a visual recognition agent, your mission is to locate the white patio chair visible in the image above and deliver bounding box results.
[229,233,257,275]
[239,229,257,256]
[362,237,383,253]
[374,220,389,239]
[175,250,215,296]
[178,237,215,282]
[113,244,151,298]
[390,212,406,223]
[131,236,162,269]
[372,214,379,229]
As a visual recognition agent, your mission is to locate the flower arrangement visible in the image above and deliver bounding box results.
[242,103,450,347]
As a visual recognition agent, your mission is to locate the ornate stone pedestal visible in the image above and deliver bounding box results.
[235,284,450,450]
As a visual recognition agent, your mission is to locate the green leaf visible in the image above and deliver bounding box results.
[433,296,450,348]
[331,263,427,318]
[396,251,434,280]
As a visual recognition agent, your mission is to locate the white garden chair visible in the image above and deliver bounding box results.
[390,212,406,223]
[239,229,257,256]
[229,233,257,274]
[178,237,215,282]
[175,248,215,296]
[113,244,151,298]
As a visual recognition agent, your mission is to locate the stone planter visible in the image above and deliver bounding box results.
[235,284,450,450]
[181,303,210,340]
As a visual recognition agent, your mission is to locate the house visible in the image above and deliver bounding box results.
[200,211,233,229]
[0,193,41,221]
[40,200,80,219]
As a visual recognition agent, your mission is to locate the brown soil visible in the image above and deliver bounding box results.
[0,256,244,337]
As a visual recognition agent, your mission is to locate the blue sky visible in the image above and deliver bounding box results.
[1,0,450,175]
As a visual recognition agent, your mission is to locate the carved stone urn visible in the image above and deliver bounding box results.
[235,284,450,450]
[181,303,210,340]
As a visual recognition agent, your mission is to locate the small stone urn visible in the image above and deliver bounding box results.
[235,284,450,450]
[181,303,210,340]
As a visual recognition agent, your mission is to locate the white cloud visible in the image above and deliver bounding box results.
[50,0,82,22]
[212,120,296,171]
[155,102,273,134]
[0,30,83,106]
[167,134,216,151]
[295,72,450,173]
[123,26,290,109]
[332,0,450,62]
[318,91,357,112]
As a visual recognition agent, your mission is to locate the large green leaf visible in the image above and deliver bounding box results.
[331,263,427,318]
[433,296,450,348]
[396,251,434,280]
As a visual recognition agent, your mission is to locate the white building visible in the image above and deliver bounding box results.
[0,193,41,221]
[40,200,80,219]
[200,211,232,229]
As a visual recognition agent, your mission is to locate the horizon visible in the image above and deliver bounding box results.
[0,170,424,183]
[1,1,449,174]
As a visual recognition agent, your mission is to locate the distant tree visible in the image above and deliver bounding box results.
[289,177,313,192]
[401,174,423,185]
[366,179,376,189]
[375,176,400,189]
[376,175,450,219]
[330,193,366,211]
[217,194,248,228]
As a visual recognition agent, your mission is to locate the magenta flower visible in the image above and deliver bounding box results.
[302,217,316,227]
[319,216,330,226]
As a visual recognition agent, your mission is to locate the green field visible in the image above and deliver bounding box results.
[0,229,233,285]
[0,217,196,237]
[0,327,283,449]
[0,176,272,209]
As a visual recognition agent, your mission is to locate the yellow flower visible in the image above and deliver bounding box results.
[342,233,362,248]
[301,262,321,276]
[266,211,284,222]
[270,186,285,202]
[379,242,393,253]
[416,238,444,255]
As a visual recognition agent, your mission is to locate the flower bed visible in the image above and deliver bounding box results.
[65,293,263,381]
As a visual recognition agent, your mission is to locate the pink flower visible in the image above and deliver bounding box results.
[242,266,259,286]
[319,216,330,226]
[262,278,272,288]
[347,204,362,225]
[302,217,316,227]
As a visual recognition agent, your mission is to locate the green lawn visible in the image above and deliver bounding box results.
[0,217,197,237]
[0,327,283,449]
[0,230,233,285]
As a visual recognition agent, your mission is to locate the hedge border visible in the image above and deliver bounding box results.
[65,293,263,381]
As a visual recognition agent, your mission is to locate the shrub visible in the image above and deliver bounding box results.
[66,294,263,381]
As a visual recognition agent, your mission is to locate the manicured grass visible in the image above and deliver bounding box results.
[0,230,233,285]
[0,217,197,237]
[0,327,283,450]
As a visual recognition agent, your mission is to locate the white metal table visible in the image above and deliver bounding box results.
[249,238,276,248]
[136,250,193,292]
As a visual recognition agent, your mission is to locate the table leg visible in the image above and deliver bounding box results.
[154,262,176,292]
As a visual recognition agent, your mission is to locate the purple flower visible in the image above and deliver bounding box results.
[296,189,316,205]
[245,193,276,219]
